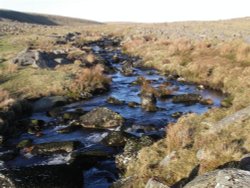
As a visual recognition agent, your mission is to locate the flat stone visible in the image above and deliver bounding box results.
[210,105,250,133]
[184,168,250,188]
[145,178,170,188]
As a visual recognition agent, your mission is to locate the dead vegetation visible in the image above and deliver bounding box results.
[120,33,250,186]
[68,64,110,98]
[0,89,14,109]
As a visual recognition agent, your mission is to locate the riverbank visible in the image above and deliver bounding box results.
[0,18,250,187]
[107,23,250,187]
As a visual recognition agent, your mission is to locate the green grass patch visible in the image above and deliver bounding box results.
[0,36,25,60]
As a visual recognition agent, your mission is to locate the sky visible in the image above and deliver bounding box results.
[0,0,249,23]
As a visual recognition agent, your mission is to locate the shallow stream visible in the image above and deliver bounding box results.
[2,38,223,188]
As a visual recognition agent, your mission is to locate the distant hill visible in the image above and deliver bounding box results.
[0,9,102,26]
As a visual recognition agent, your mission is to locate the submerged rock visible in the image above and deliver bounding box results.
[62,109,86,121]
[200,98,214,105]
[80,107,124,129]
[33,96,68,112]
[172,94,202,104]
[128,101,140,108]
[184,168,250,188]
[56,124,81,134]
[107,96,125,105]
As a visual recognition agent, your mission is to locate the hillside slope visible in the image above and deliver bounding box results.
[0,9,101,26]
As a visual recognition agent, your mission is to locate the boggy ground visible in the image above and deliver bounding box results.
[0,17,250,187]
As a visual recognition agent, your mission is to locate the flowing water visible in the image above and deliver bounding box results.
[2,38,223,188]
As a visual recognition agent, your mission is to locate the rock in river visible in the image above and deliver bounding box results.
[32,141,81,155]
[102,131,127,147]
[80,107,124,129]
[172,94,202,104]
[33,96,68,112]
[141,92,157,112]
[121,61,134,76]
[106,96,125,105]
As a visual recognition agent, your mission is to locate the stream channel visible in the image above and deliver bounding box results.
[1,38,223,188]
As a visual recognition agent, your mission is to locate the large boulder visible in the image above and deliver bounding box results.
[33,96,68,112]
[13,49,54,68]
[80,107,124,129]
[184,168,250,188]
[210,105,250,133]
[13,49,71,69]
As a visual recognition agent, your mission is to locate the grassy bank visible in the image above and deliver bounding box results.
[116,25,250,187]
[0,25,109,109]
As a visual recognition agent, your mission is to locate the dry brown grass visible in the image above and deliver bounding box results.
[165,118,195,153]
[69,64,110,97]
[5,63,18,74]
[118,25,250,187]
[125,108,250,187]
[0,89,14,109]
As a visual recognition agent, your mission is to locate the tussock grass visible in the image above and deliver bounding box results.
[1,63,110,101]
[0,88,14,109]
[118,22,250,187]
[69,64,111,97]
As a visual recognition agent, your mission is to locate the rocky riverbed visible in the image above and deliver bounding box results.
[0,37,223,188]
